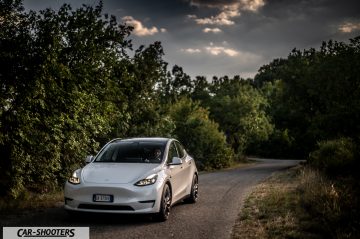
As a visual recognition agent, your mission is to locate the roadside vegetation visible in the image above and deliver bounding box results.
[0,191,63,210]
[232,162,360,239]
[232,166,312,239]
[1,1,360,237]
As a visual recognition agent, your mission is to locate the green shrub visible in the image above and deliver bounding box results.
[309,138,357,175]
[169,98,234,170]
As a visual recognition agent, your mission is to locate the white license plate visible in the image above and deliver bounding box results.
[93,194,113,202]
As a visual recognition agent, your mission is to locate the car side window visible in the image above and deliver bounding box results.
[167,143,179,164]
[175,141,185,159]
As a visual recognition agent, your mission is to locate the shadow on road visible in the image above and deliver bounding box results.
[67,212,157,225]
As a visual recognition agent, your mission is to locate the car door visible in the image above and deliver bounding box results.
[175,141,193,193]
[167,142,184,202]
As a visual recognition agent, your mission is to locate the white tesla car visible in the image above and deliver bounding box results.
[64,138,198,221]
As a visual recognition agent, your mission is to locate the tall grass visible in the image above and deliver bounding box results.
[298,167,359,238]
[232,164,359,239]
[232,167,312,239]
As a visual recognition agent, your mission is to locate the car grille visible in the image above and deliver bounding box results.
[78,204,134,211]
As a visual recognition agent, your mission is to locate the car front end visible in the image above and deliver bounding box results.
[64,161,168,214]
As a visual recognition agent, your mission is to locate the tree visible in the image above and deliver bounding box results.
[207,77,273,154]
[169,98,233,169]
[111,41,170,137]
[255,36,360,157]
[0,0,133,196]
[158,65,193,104]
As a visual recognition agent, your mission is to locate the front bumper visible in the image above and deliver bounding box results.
[64,181,163,214]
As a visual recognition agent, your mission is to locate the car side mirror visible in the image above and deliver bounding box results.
[169,157,182,165]
[85,155,94,163]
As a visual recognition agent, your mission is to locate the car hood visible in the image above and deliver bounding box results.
[82,163,161,184]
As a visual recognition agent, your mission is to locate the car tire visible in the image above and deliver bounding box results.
[184,174,198,203]
[155,183,172,222]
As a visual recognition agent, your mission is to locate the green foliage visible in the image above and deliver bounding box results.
[208,78,273,154]
[169,98,233,170]
[157,65,194,106]
[159,71,273,156]
[0,0,133,197]
[255,37,360,157]
[309,138,357,176]
[111,41,169,137]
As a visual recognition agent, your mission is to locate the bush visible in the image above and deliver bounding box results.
[0,1,133,197]
[169,98,234,170]
[298,167,360,238]
[309,138,357,176]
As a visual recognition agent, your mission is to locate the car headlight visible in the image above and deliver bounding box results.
[135,174,158,186]
[68,170,81,185]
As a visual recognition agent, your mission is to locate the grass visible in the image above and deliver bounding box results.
[232,164,360,239]
[297,168,360,239]
[232,165,324,239]
[0,190,63,211]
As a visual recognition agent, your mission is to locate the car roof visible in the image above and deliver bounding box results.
[112,137,171,144]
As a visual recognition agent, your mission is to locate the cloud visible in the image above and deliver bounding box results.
[204,42,239,56]
[181,42,262,59]
[122,16,165,36]
[181,48,202,53]
[188,6,240,26]
[205,45,238,56]
[181,42,238,56]
[188,0,264,11]
[338,21,360,33]
[203,27,223,33]
[188,0,265,26]
[239,0,265,11]
[223,48,239,57]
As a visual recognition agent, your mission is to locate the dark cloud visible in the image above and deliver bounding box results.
[186,0,240,8]
[262,0,360,20]
[23,0,360,78]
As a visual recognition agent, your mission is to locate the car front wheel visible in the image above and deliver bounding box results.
[155,183,172,221]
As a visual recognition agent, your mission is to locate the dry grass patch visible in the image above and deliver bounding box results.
[232,166,322,239]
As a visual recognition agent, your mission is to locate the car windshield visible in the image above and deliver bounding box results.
[94,141,166,164]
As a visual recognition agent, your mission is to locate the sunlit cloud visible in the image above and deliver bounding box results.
[240,0,265,12]
[205,43,239,57]
[122,16,165,36]
[203,27,222,33]
[188,6,239,26]
[339,21,360,33]
[181,48,202,54]
[189,0,264,11]
[181,42,262,59]
[188,0,265,26]
[223,48,239,57]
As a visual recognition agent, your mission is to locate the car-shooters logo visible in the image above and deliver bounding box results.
[3,227,89,239]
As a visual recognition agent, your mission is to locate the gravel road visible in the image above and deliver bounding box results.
[1,158,303,239]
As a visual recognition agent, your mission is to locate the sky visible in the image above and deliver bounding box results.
[23,0,360,79]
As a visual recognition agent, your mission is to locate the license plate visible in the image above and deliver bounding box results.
[93,194,113,202]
